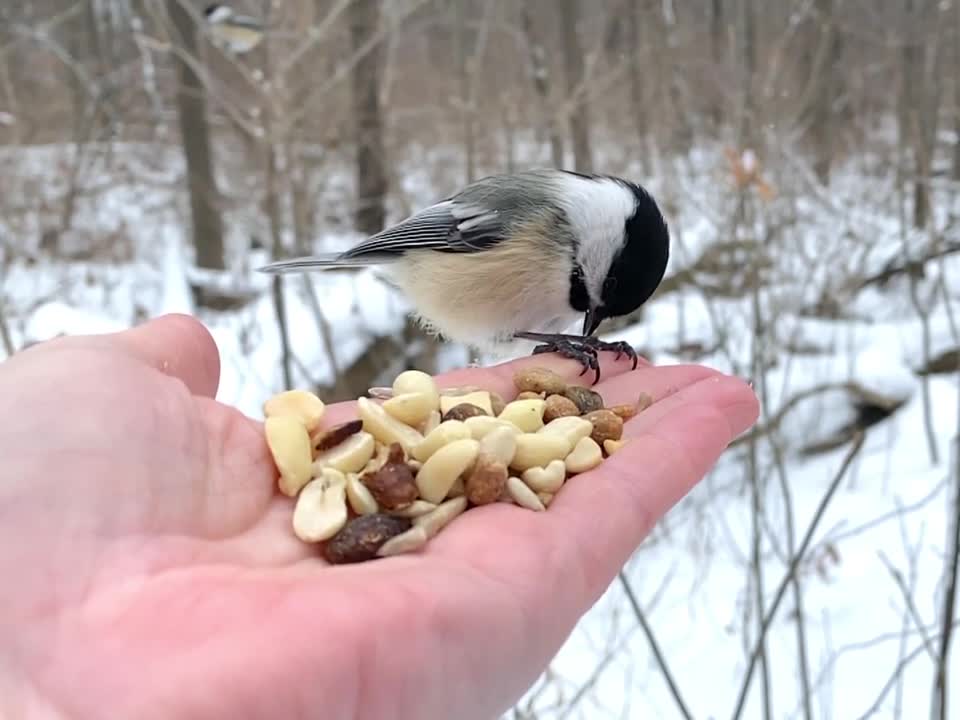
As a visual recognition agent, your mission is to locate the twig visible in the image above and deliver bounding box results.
[933,378,960,719]
[731,430,866,720]
[618,571,695,720]
[856,641,942,720]
[877,551,937,662]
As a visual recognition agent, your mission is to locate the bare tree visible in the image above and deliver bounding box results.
[520,5,563,168]
[349,0,387,236]
[559,0,591,172]
[167,0,226,272]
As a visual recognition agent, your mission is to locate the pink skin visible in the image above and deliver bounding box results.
[0,314,759,720]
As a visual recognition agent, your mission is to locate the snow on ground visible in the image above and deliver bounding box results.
[2,141,958,718]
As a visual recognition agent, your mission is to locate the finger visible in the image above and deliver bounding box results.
[110,314,221,398]
[544,374,758,599]
[435,350,646,402]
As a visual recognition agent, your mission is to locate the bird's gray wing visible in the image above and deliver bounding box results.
[338,198,506,261]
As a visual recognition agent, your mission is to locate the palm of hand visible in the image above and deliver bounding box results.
[0,315,757,720]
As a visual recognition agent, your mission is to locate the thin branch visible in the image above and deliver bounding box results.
[877,551,937,662]
[731,431,867,720]
[618,571,695,720]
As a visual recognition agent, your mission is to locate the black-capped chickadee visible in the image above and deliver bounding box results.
[258,169,670,382]
[203,3,264,55]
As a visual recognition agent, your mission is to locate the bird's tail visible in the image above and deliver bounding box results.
[256,253,379,274]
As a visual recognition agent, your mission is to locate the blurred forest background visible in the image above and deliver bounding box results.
[2,1,960,718]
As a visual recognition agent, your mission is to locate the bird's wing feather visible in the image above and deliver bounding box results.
[338,199,506,260]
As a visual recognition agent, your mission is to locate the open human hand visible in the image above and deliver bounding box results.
[0,314,758,720]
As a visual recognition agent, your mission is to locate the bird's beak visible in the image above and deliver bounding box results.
[582,307,603,337]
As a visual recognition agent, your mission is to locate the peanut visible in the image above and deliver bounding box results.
[263,389,325,434]
[465,455,508,505]
[382,392,435,427]
[506,476,546,511]
[489,391,506,416]
[583,409,624,446]
[392,370,440,411]
[538,415,594,451]
[478,425,518,465]
[608,404,639,421]
[412,420,471,462]
[345,472,378,515]
[543,394,580,422]
[603,438,627,455]
[463,415,522,440]
[565,436,603,474]
[292,469,348,542]
[537,492,555,507]
[513,366,568,395]
[265,415,314,497]
[312,430,376,475]
[415,438,480,504]
[376,525,429,557]
[420,409,442,436]
[361,455,418,510]
[357,396,424,454]
[521,459,566,493]
[511,433,571,471]
[516,391,546,400]
[414,496,468,538]
[564,385,604,414]
[440,391,493,416]
[497,398,546,432]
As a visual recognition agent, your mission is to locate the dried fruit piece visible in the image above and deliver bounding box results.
[513,367,568,395]
[465,455,508,505]
[387,500,438,518]
[346,472,378,515]
[603,438,627,455]
[564,385,604,414]
[382,392,435,427]
[263,390,326,433]
[478,425,518,465]
[362,441,391,475]
[292,469,348,542]
[416,438,480,504]
[392,370,440,412]
[312,431,376,475]
[265,415,314,497]
[440,391,493,416]
[357,396,424,454]
[412,420,471,462]
[565,436,603,474]
[414,496,468,538]
[538,416,594,451]
[324,514,412,564]
[377,525,429,557]
[463,415,522,440]
[521,459,566,493]
[543,394,580,422]
[506,476,546,511]
[511,433,571,471]
[442,402,489,422]
[498,398,546,432]
[583,409,624,446]
[361,456,418,510]
[313,419,364,452]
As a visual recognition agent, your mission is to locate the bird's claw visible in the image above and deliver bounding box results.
[515,332,639,384]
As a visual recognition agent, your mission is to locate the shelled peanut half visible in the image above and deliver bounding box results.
[261,368,652,564]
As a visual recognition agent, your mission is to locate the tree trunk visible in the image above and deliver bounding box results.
[710,0,724,126]
[520,6,563,168]
[168,0,226,271]
[627,0,647,166]
[455,0,475,184]
[954,0,960,181]
[560,0,592,173]
[737,0,757,147]
[349,0,387,236]
[809,0,840,184]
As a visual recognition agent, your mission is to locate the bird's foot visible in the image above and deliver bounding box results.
[514,332,639,384]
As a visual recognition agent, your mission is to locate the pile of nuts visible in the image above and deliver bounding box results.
[262,367,651,564]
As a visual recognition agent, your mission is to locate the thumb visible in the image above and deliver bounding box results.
[111,314,221,398]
